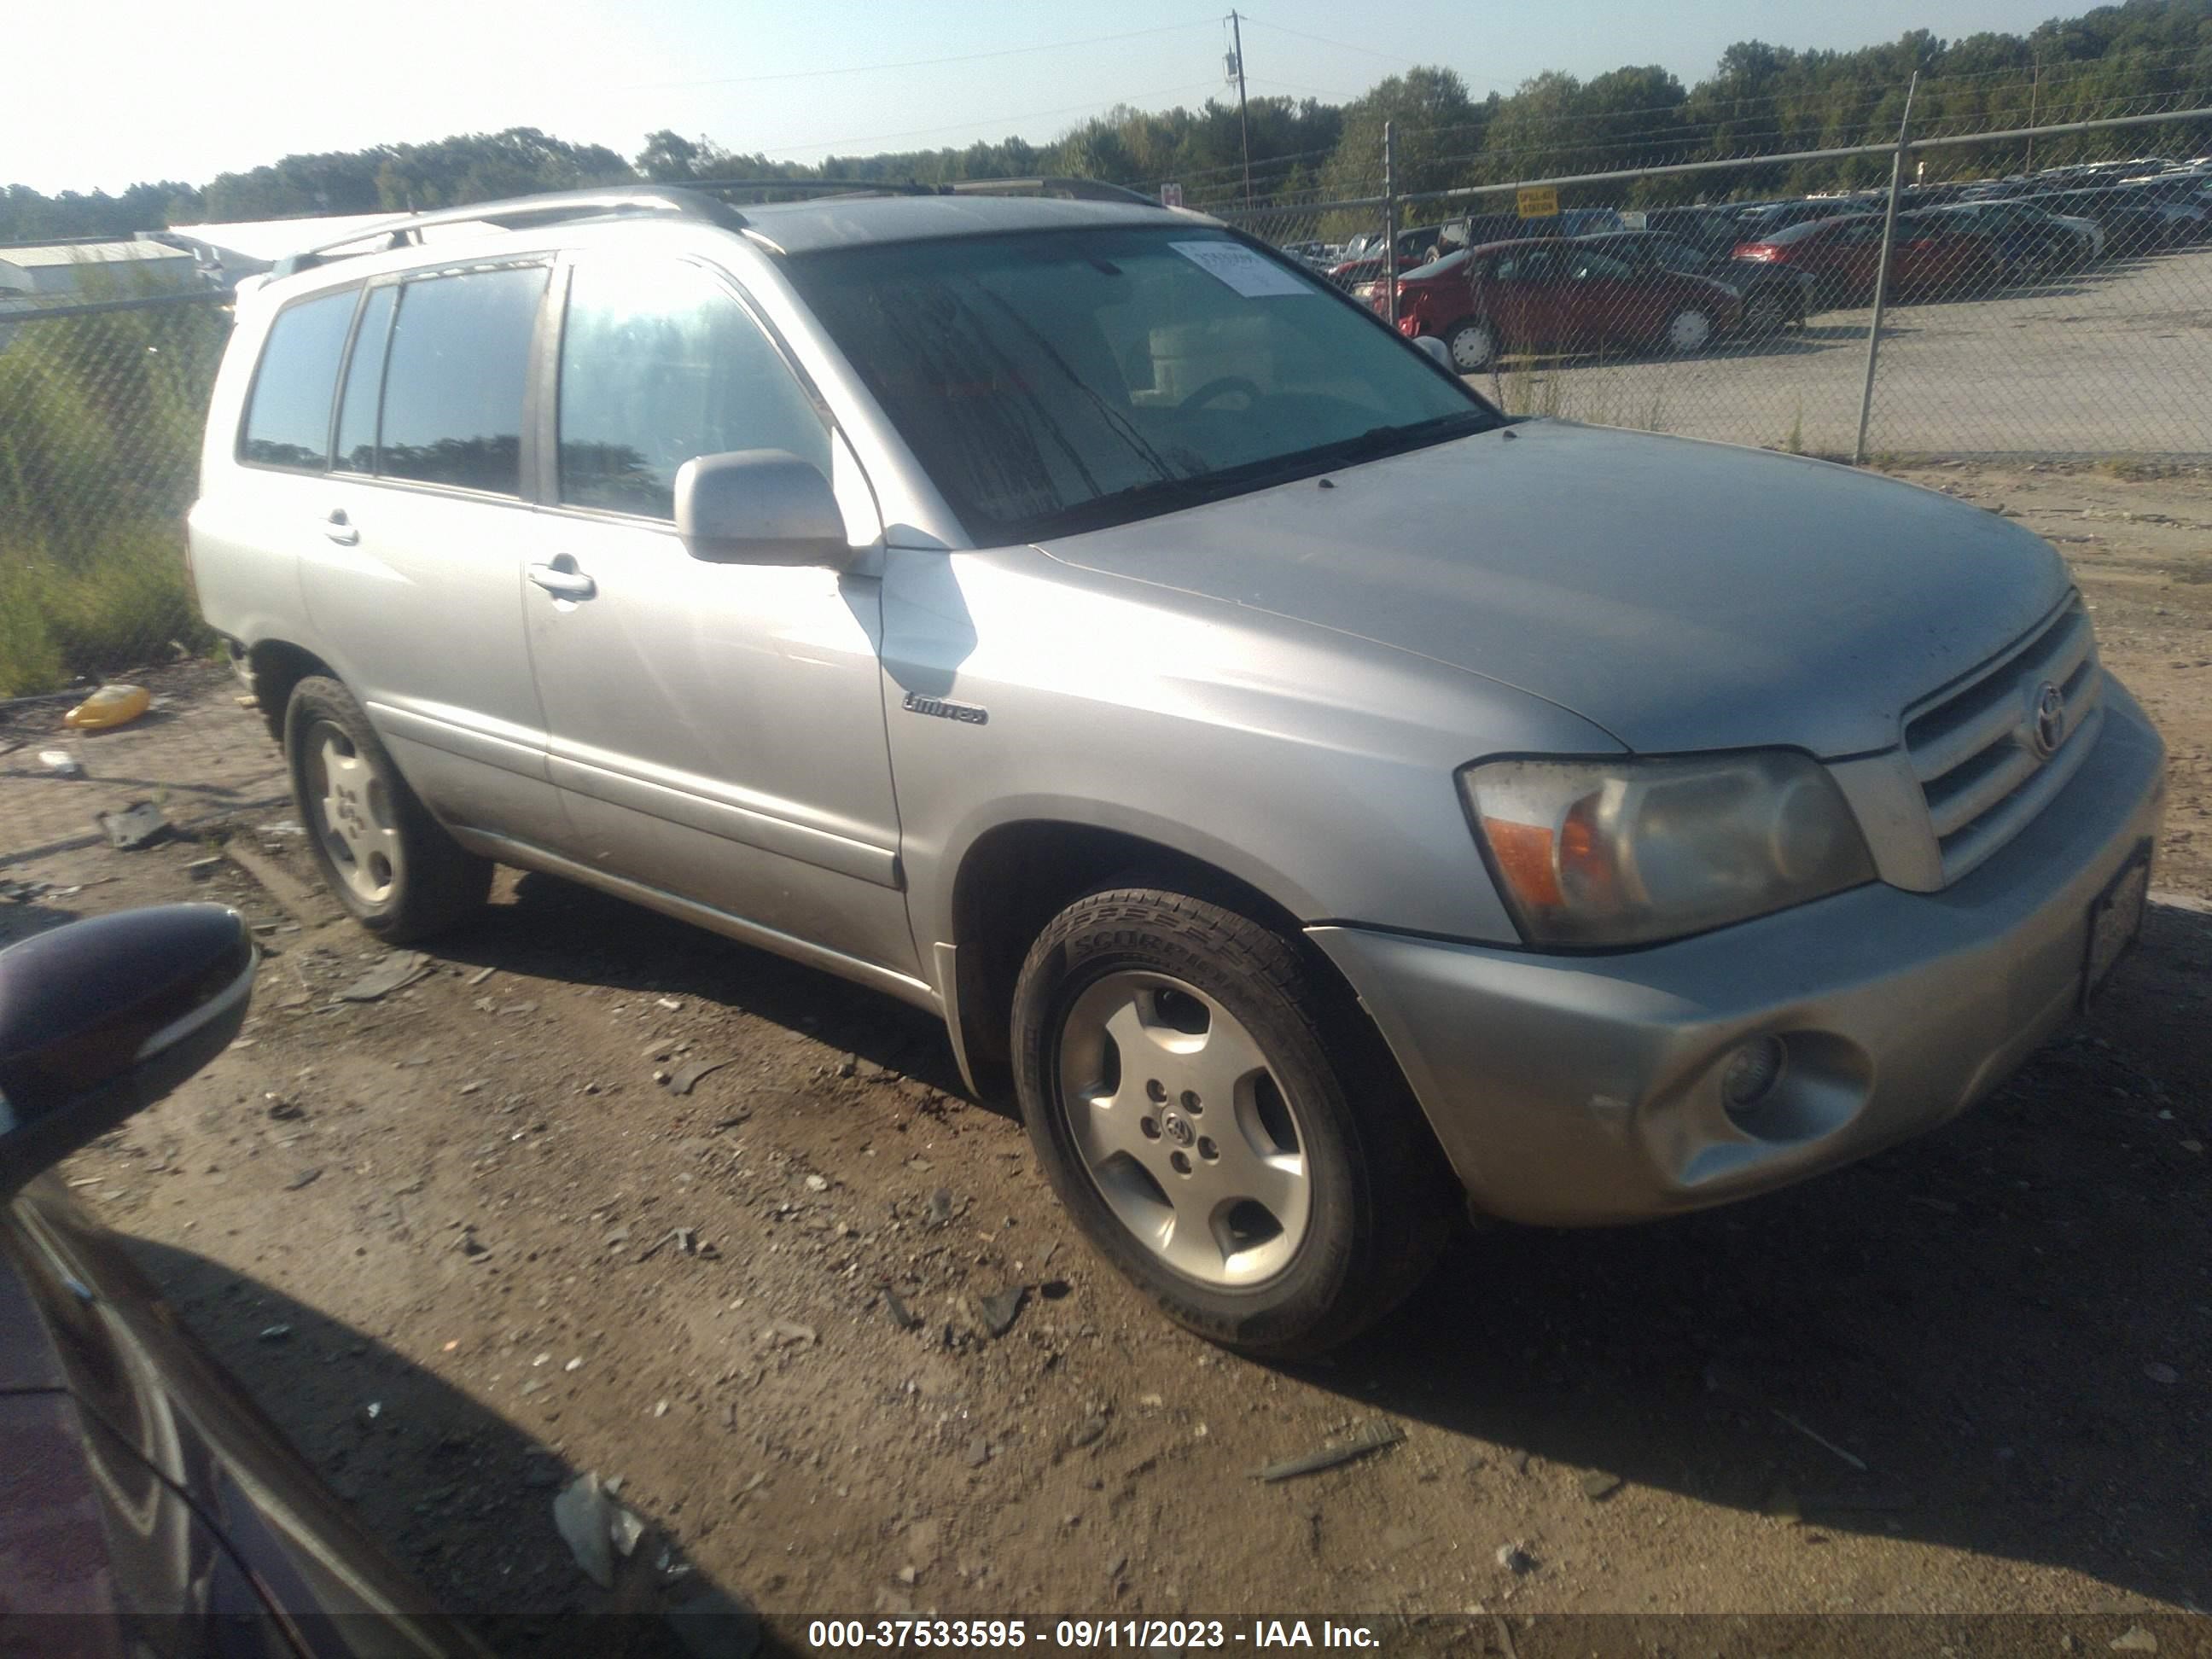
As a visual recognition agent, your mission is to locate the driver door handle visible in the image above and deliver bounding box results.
[527,562,597,601]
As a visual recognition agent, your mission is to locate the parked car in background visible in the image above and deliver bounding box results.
[1324,225,1443,291]
[1435,207,1624,253]
[1388,236,1741,368]
[1732,212,2008,300]
[0,905,483,1655]
[2030,187,2193,255]
[1638,207,1752,259]
[1575,229,1817,335]
[2111,177,2212,239]
[1734,197,1878,238]
[1926,200,2098,270]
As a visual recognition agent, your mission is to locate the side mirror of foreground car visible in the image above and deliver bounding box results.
[1412,335,1454,370]
[0,905,254,1199]
[675,448,856,569]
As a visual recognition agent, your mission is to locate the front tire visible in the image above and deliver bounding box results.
[285,676,491,944]
[1010,886,1453,1357]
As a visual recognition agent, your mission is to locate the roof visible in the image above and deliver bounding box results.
[732,193,1193,256]
[155,214,410,264]
[0,241,195,269]
[243,185,1202,297]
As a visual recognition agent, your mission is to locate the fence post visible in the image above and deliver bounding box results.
[1853,71,1919,466]
[1382,120,1400,331]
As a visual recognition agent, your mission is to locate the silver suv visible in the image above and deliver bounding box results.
[189,184,2167,1355]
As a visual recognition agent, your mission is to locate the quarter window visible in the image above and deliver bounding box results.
[332,284,395,475]
[378,265,547,496]
[239,288,357,471]
[557,257,829,521]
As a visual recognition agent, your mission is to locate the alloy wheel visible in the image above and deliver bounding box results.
[306,721,402,905]
[1053,970,1311,1288]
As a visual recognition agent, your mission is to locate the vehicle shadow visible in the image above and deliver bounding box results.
[425,869,975,1104]
[1285,897,2212,1610]
[118,1237,798,1656]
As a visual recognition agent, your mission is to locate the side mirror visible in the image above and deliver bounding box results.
[1412,335,1454,370]
[0,905,254,1199]
[674,450,853,569]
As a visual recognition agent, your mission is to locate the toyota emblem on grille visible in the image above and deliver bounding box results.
[2029,680,2066,759]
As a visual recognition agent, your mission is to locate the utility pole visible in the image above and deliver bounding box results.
[1225,10,1253,208]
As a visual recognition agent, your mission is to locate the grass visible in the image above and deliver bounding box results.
[1493,351,1672,433]
[0,527,208,697]
[1782,402,1806,456]
[0,288,225,696]
[2095,457,2177,483]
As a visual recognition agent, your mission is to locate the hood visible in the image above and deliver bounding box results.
[1034,421,2069,757]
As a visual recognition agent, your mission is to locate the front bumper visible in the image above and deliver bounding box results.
[1311,678,2168,1226]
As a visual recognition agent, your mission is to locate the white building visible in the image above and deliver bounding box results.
[0,240,200,299]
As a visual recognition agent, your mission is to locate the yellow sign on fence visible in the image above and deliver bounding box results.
[1516,186,1561,219]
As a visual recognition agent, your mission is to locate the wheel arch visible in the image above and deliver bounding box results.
[940,817,1364,1106]
[244,638,340,745]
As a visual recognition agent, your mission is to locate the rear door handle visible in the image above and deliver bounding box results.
[527,562,597,601]
[322,509,358,547]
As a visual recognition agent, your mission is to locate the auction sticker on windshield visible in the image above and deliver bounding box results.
[1172,241,1314,297]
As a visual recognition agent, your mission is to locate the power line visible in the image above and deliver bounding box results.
[1245,75,1362,100]
[609,21,1218,91]
[759,83,1229,156]
[1235,12,1514,90]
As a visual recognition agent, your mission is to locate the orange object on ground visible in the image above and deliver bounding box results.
[61,684,151,731]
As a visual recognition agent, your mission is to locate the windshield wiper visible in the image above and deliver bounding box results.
[1296,410,1496,471]
[1017,410,1497,541]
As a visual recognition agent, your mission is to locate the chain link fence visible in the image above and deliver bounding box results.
[0,290,228,700]
[1214,104,2212,462]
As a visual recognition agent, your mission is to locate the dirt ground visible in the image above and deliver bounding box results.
[2,463,2208,1650]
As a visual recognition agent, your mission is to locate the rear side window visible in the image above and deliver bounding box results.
[556,257,828,521]
[239,289,357,471]
[378,265,547,496]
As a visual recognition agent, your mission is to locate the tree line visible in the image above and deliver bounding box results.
[4,0,2209,243]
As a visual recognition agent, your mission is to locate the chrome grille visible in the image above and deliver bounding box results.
[1904,597,2104,884]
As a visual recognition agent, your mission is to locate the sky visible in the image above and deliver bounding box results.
[9,0,2075,195]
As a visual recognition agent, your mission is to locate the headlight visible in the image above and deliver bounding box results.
[1460,751,1875,947]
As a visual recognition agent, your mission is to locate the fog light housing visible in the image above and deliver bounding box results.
[1721,1037,1788,1111]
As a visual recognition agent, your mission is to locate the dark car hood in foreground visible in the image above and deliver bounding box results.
[1036,420,2069,756]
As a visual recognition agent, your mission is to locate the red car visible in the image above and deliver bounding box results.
[1382,240,1743,371]
[1732,212,2007,300]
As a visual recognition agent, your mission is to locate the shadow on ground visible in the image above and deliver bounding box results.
[425,870,974,1103]
[119,1236,791,1656]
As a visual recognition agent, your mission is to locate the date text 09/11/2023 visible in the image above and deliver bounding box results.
[803,1618,1383,1649]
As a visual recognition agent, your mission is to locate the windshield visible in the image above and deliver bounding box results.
[786,225,1495,542]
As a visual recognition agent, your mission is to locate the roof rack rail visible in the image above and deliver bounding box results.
[681,177,941,198]
[265,175,1173,280]
[946,177,1168,207]
[270,186,749,278]
[684,176,1168,206]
